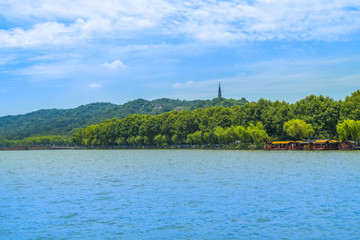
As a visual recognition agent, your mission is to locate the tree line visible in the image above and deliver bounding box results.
[71,90,360,147]
[0,136,71,147]
[0,98,248,139]
[1,90,360,147]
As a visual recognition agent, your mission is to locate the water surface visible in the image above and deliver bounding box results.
[1,150,360,239]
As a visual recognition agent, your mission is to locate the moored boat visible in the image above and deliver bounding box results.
[294,141,311,150]
[311,140,340,150]
[340,141,356,150]
[265,139,354,150]
[265,141,294,150]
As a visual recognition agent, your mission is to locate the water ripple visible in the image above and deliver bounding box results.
[1,150,360,239]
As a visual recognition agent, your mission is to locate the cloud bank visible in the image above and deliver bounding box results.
[0,0,359,48]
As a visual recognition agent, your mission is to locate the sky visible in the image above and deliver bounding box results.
[1,0,360,116]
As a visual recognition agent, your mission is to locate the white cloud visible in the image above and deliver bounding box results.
[16,60,99,80]
[0,0,174,48]
[0,21,87,47]
[171,0,360,42]
[88,83,101,89]
[19,63,73,79]
[102,60,127,70]
[0,56,15,66]
[0,0,359,47]
[173,81,195,88]
[0,0,174,24]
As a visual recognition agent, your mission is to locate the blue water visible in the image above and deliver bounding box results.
[1,150,360,239]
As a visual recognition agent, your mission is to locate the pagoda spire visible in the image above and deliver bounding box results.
[218,82,222,98]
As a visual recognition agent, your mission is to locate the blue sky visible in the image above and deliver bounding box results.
[1,0,360,116]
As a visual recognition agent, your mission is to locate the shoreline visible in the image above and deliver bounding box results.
[0,144,259,151]
[0,146,77,151]
[1,145,359,151]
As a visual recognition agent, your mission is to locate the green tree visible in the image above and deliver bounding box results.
[127,136,136,145]
[247,123,269,144]
[294,95,339,137]
[171,134,181,145]
[116,137,126,145]
[283,119,315,140]
[143,136,150,145]
[203,131,215,144]
[233,125,249,143]
[153,134,167,146]
[135,135,143,146]
[340,90,360,120]
[336,120,360,142]
[186,131,203,145]
[223,127,237,144]
[213,126,226,144]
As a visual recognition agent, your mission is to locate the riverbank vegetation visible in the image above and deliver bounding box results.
[0,136,71,148]
[283,119,315,140]
[1,90,360,148]
[71,90,360,147]
[336,119,360,142]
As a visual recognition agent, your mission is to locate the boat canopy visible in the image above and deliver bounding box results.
[314,140,339,144]
[271,141,293,144]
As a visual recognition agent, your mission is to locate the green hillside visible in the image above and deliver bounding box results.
[0,97,248,139]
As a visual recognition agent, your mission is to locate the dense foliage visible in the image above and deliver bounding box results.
[71,110,269,147]
[283,119,315,140]
[0,98,248,139]
[0,136,71,147]
[336,120,360,142]
[0,103,117,139]
[1,90,360,147]
[71,90,360,147]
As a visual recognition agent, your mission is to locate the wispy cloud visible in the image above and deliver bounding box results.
[88,83,101,89]
[171,0,360,42]
[173,81,195,88]
[15,60,99,81]
[18,62,73,79]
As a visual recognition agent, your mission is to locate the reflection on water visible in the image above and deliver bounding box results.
[1,150,360,239]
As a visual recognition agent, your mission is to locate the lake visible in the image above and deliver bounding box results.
[1,150,360,239]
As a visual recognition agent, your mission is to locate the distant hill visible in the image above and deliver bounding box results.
[0,97,248,139]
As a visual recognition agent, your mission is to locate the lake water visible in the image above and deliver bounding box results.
[1,150,360,239]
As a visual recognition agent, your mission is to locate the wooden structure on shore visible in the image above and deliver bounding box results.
[311,140,340,150]
[340,141,356,150]
[265,140,355,150]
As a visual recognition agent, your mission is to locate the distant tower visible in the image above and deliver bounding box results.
[218,82,222,98]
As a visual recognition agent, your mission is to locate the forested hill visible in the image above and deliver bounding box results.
[0,97,248,139]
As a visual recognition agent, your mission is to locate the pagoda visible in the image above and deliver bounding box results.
[218,83,222,98]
